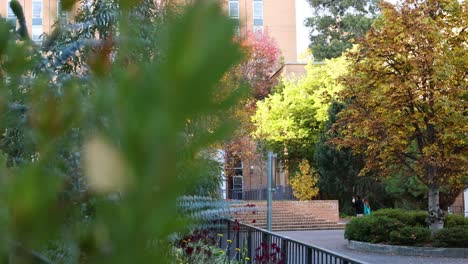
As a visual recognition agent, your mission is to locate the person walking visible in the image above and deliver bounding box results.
[363,197,371,215]
[352,196,364,217]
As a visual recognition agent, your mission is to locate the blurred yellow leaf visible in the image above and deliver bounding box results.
[83,135,129,193]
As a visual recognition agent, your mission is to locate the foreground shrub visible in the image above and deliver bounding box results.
[345,216,404,243]
[445,214,468,228]
[373,209,427,226]
[432,227,468,248]
[389,226,430,246]
[0,1,247,262]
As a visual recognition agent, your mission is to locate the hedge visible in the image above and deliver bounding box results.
[432,226,468,248]
[372,208,427,226]
[344,216,404,243]
[389,226,431,246]
[445,214,468,228]
[345,209,468,247]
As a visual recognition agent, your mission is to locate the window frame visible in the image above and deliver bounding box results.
[228,0,239,18]
[253,0,263,32]
[31,0,43,42]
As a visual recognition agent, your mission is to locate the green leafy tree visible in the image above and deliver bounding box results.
[332,0,467,232]
[252,56,348,165]
[305,0,378,60]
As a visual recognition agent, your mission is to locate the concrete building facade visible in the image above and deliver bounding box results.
[220,1,302,199]
[2,0,305,199]
[2,0,300,65]
[0,0,68,41]
[222,0,298,63]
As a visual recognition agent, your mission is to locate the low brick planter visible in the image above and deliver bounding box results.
[348,240,468,258]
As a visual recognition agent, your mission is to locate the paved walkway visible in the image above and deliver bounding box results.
[278,230,467,264]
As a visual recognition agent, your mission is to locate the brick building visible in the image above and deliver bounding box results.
[450,189,468,217]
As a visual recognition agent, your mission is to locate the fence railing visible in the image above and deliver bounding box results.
[217,219,366,264]
[230,186,296,201]
[447,206,466,215]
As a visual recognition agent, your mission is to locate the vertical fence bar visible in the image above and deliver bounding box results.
[262,232,268,245]
[236,227,240,261]
[227,221,231,257]
[281,239,288,264]
[247,229,252,261]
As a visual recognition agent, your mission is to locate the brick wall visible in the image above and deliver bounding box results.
[450,191,465,214]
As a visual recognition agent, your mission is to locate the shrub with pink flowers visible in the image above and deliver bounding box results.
[174,229,250,264]
[254,242,285,264]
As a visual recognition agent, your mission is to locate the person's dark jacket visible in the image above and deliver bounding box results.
[353,199,364,215]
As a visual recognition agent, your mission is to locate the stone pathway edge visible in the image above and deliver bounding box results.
[347,240,468,258]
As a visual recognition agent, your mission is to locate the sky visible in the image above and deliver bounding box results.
[295,0,313,59]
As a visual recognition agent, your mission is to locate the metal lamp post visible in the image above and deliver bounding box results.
[267,151,276,231]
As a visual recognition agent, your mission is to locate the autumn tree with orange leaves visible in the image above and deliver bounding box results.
[332,0,467,232]
[223,31,281,181]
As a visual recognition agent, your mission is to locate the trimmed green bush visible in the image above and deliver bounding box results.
[445,214,468,228]
[345,217,373,242]
[389,226,431,246]
[432,226,468,248]
[408,211,429,226]
[373,208,427,226]
[345,216,404,243]
[345,210,468,247]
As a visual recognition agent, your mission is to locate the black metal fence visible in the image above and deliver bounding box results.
[218,219,365,264]
[230,186,296,201]
[448,205,466,215]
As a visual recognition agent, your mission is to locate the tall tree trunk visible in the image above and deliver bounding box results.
[428,185,444,233]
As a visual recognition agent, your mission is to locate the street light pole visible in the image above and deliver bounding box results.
[267,151,273,231]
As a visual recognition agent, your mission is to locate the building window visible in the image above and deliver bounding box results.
[229,0,239,18]
[229,0,240,35]
[253,0,263,33]
[6,0,16,26]
[57,0,69,23]
[232,175,243,200]
[233,158,243,176]
[32,0,43,42]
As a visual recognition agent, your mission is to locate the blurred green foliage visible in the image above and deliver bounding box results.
[0,0,243,263]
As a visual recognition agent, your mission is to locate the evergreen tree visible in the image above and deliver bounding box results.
[305,0,378,60]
